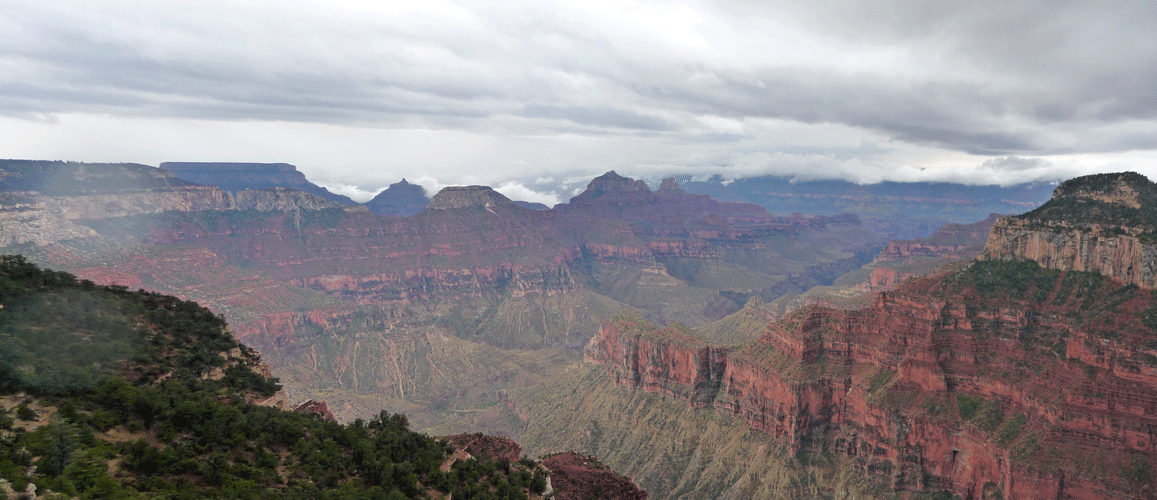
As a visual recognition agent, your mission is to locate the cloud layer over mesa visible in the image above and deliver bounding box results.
[2,0,1156,203]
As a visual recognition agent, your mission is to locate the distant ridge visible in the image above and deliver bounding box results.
[680,174,1056,239]
[160,162,357,205]
[364,178,429,216]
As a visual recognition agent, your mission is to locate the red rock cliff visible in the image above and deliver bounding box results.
[982,172,1157,289]
[588,260,1157,499]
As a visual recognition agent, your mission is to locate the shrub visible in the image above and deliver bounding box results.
[15,404,36,421]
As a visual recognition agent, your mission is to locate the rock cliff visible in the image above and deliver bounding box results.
[982,172,1157,288]
[585,260,1157,499]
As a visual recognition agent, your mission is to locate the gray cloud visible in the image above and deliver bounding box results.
[2,1,1157,192]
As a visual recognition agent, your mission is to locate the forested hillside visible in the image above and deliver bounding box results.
[0,255,553,499]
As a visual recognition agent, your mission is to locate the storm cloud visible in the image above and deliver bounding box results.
[2,0,1155,203]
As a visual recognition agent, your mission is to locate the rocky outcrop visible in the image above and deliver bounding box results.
[542,452,649,500]
[442,433,523,463]
[587,259,1157,499]
[292,399,338,422]
[982,172,1157,289]
[364,178,429,216]
[0,160,192,194]
[427,185,517,210]
[583,312,727,407]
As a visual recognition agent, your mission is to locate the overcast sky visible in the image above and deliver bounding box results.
[2,1,1156,204]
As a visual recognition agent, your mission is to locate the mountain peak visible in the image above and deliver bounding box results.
[584,170,649,194]
[364,179,430,216]
[658,177,682,191]
[428,186,515,210]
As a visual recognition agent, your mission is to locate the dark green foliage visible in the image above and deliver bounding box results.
[867,369,896,393]
[1017,172,1157,235]
[1,255,278,396]
[963,260,1059,300]
[997,413,1027,444]
[1122,454,1154,488]
[14,404,36,421]
[34,421,77,477]
[1143,305,1157,332]
[976,400,1004,434]
[531,469,548,494]
[956,394,983,420]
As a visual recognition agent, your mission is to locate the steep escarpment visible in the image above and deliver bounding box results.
[583,259,1157,499]
[983,172,1157,288]
[582,311,727,407]
[160,161,357,205]
[0,161,354,246]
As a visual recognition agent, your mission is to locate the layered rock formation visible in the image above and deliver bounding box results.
[578,172,1157,499]
[766,213,999,318]
[0,161,882,429]
[879,213,1000,262]
[160,161,357,205]
[586,260,1157,499]
[983,173,1157,288]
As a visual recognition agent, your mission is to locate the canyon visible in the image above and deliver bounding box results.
[6,159,1153,499]
[0,161,882,432]
[569,172,1157,499]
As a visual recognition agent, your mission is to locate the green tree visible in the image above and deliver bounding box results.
[36,421,76,477]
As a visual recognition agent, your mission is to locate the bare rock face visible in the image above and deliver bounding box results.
[982,172,1157,288]
[442,433,523,463]
[581,170,650,195]
[292,399,338,422]
[542,452,648,500]
[587,259,1157,500]
[983,218,1157,287]
[583,311,727,408]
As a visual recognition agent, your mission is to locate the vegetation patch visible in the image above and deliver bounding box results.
[867,369,896,393]
[956,394,984,420]
[997,413,1027,445]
